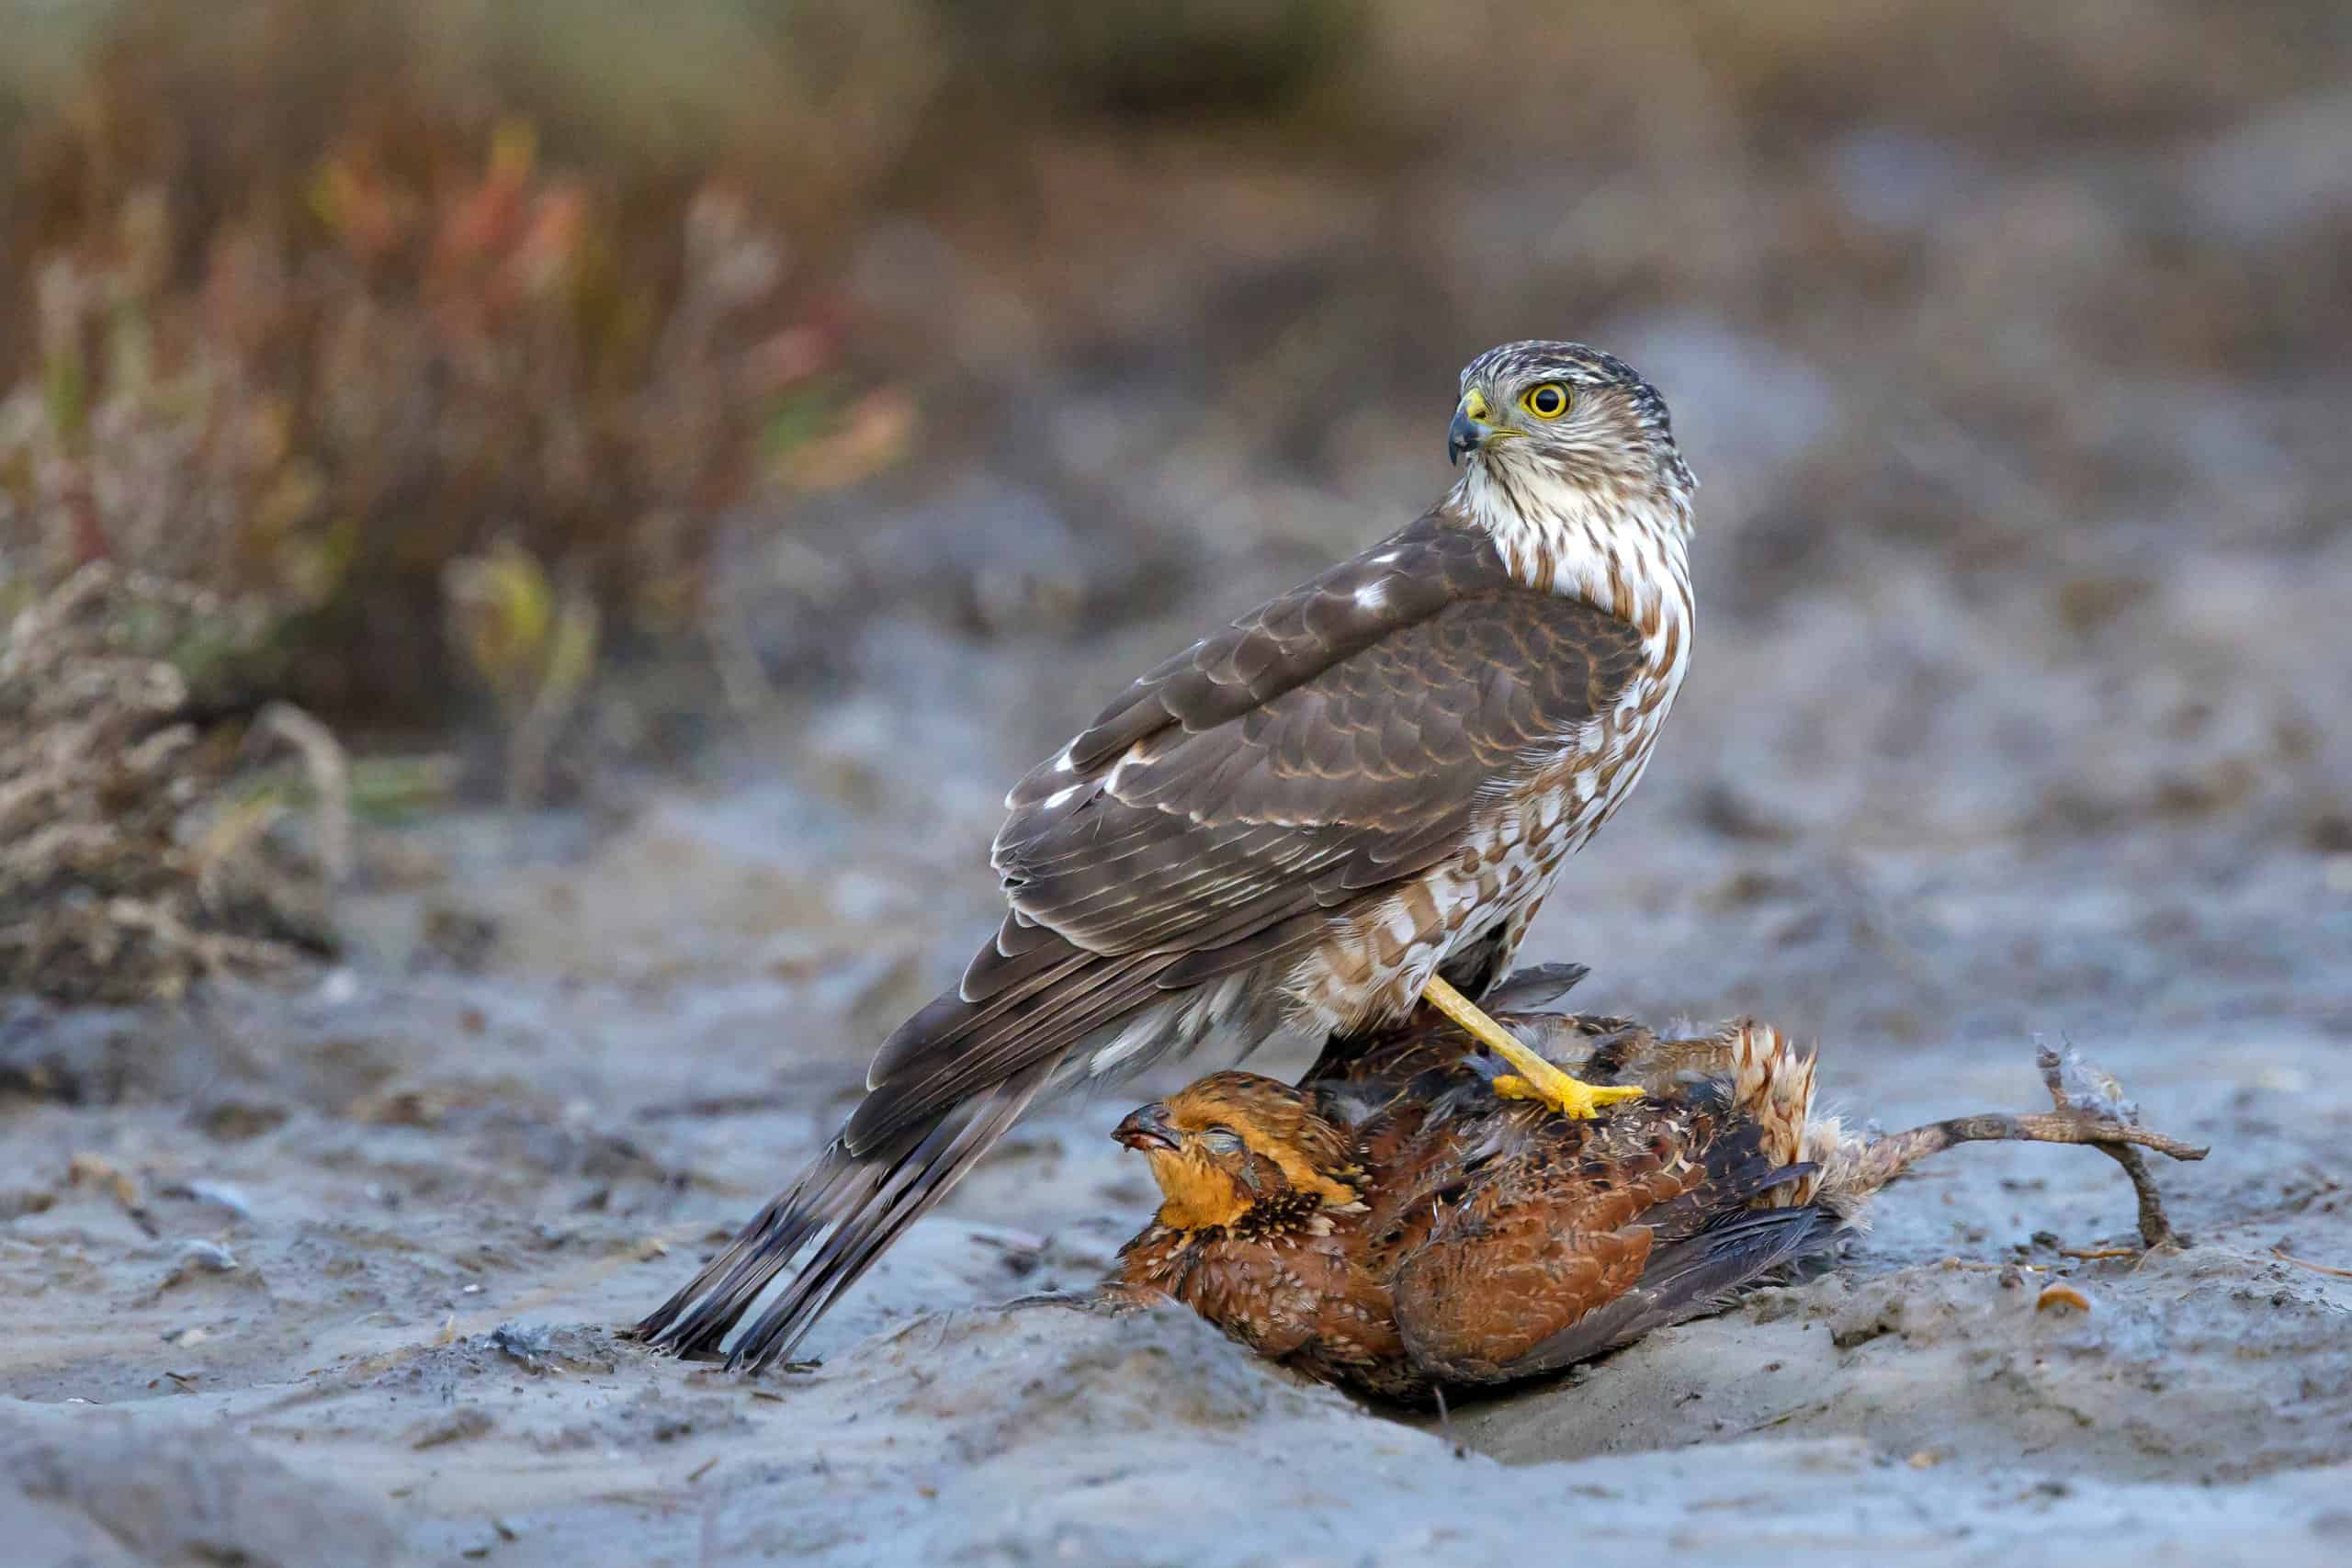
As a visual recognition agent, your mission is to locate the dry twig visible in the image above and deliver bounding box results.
[1845,1043,2205,1249]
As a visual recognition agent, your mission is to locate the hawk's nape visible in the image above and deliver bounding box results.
[636,342,1695,1369]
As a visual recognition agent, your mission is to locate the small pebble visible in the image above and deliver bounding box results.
[177,1239,239,1273]
[183,1179,254,1218]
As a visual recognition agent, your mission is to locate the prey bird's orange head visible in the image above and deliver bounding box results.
[1114,1071,1361,1233]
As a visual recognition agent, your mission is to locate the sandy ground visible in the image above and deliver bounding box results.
[6,491,2349,1562]
[4,858,2348,1568]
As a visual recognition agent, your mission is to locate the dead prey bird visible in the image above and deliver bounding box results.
[1099,986,2204,1401]
[639,343,1703,1368]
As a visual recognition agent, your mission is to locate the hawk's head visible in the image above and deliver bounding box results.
[1448,340,1695,523]
[1113,1072,1361,1234]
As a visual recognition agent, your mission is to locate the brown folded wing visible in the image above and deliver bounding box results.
[647,520,1645,1371]
[849,513,1644,1154]
[1390,1101,1833,1386]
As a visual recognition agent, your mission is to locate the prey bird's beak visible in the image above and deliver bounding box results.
[1448,388,1494,466]
[1113,1103,1179,1153]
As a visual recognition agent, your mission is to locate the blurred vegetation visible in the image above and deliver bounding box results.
[4,0,2337,733]
[0,0,2344,1000]
[0,0,1386,757]
[0,0,924,735]
[0,564,346,1001]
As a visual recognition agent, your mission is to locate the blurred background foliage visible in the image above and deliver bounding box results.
[2,0,2343,721]
[0,0,2346,998]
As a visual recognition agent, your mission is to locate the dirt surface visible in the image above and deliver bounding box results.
[5,536,2347,1563]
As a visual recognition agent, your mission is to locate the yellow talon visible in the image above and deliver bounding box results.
[1422,974,1643,1120]
[1489,1071,1644,1118]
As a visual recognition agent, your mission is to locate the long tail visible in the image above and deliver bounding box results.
[637,927,1176,1369]
[634,1065,1051,1369]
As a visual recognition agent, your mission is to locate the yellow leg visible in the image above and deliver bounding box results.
[1420,974,1643,1119]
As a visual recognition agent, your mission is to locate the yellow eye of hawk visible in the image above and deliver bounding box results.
[1521,382,1571,420]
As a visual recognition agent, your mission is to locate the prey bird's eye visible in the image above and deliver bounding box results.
[1520,382,1571,420]
[1199,1127,1245,1155]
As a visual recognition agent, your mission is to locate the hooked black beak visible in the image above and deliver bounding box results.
[1447,405,1484,467]
[1113,1102,1178,1153]
[1449,387,1500,467]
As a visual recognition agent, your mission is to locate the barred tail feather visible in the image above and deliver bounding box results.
[633,1143,865,1356]
[634,1066,1049,1370]
[639,931,1177,1368]
[725,1065,1049,1368]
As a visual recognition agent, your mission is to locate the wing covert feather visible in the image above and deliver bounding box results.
[987,513,1645,969]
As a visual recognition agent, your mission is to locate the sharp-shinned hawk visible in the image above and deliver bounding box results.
[638,340,1700,1369]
